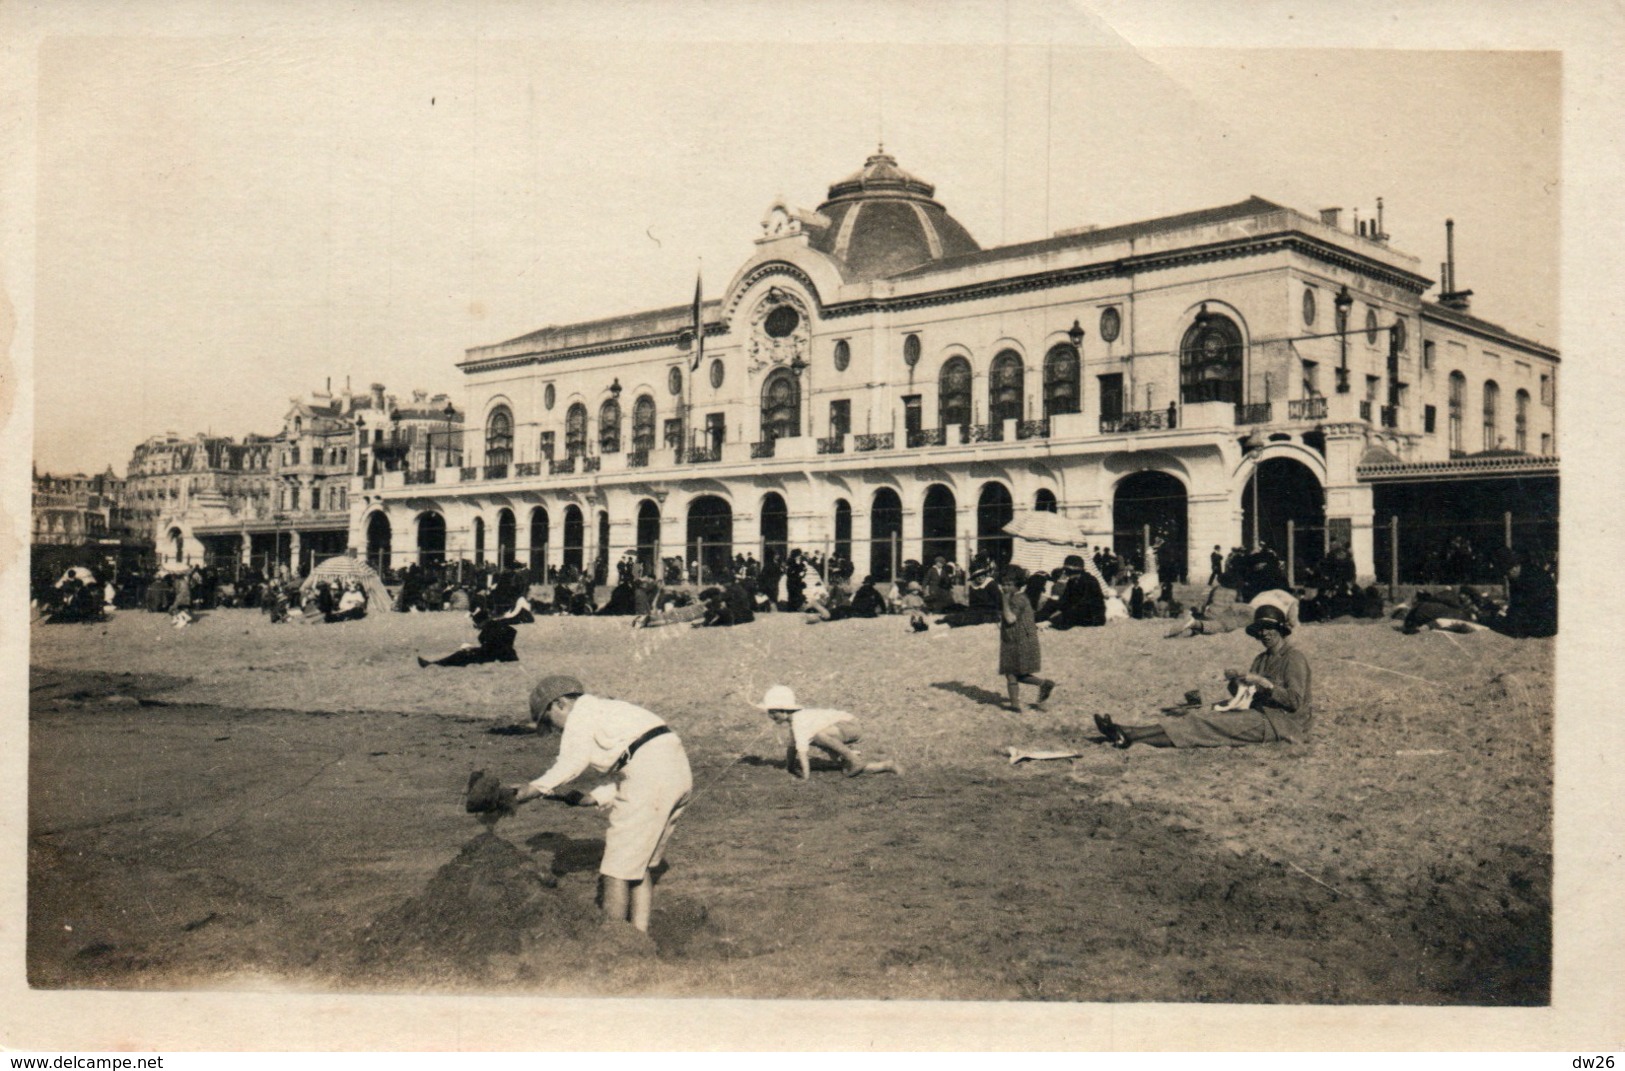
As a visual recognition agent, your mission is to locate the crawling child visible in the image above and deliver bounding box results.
[754,685,902,780]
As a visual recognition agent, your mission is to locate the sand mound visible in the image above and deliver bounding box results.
[352,832,651,983]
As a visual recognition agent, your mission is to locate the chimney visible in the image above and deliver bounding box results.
[1375,197,1387,242]
[1319,207,1342,228]
[1439,218,1474,310]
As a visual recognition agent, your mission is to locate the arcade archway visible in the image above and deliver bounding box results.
[922,484,958,564]
[636,500,661,576]
[416,513,446,568]
[1242,456,1326,573]
[365,512,392,575]
[687,495,733,582]
[870,488,903,580]
[529,507,549,572]
[976,482,1015,564]
[760,493,789,563]
[562,505,585,574]
[496,508,517,569]
[1113,471,1188,579]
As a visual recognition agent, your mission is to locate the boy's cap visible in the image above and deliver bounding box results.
[530,674,586,722]
[754,684,801,711]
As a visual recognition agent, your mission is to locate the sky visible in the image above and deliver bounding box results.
[20,1,1563,475]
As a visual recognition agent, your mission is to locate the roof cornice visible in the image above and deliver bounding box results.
[456,231,1436,374]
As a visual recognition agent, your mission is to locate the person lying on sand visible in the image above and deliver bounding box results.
[754,685,902,780]
[417,608,519,667]
[512,674,692,933]
[1094,604,1312,749]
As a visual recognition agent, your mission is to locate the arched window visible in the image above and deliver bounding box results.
[485,406,513,469]
[599,398,622,454]
[1034,488,1058,513]
[1515,389,1530,452]
[1447,372,1465,455]
[1043,344,1080,417]
[633,395,657,453]
[565,403,588,457]
[938,356,972,429]
[1482,380,1500,451]
[1179,313,1245,405]
[761,369,801,439]
[988,350,1024,424]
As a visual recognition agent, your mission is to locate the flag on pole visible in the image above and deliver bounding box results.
[689,272,705,372]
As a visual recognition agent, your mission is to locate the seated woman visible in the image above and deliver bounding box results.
[1095,605,1311,749]
[417,608,519,667]
[1047,556,1107,630]
[937,564,1002,627]
[324,580,368,623]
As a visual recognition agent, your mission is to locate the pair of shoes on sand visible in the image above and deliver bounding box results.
[1093,712,1132,749]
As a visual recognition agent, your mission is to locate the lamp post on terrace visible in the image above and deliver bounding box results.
[1334,285,1354,393]
[441,402,456,469]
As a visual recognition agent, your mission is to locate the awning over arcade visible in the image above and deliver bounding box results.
[1356,452,1559,485]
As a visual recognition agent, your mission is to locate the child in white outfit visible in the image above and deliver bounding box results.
[754,685,902,780]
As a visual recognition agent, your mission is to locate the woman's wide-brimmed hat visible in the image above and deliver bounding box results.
[1245,604,1292,638]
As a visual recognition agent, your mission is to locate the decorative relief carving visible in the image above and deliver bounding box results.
[746,286,811,374]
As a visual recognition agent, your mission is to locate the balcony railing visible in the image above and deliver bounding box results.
[751,439,776,459]
[1288,397,1328,421]
[1235,402,1273,425]
[404,469,436,485]
[460,466,479,482]
[907,428,946,448]
[483,463,509,480]
[1100,408,1174,434]
[361,476,376,490]
[549,457,576,476]
[1380,405,1399,429]
[1359,400,1373,422]
[816,435,846,455]
[854,433,894,452]
[962,423,1004,443]
[514,461,542,477]
[581,456,601,473]
[1016,418,1050,440]
[627,450,649,469]
[684,446,720,464]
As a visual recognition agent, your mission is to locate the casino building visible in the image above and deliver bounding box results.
[353,150,1559,583]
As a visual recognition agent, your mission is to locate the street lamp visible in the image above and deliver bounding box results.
[609,378,622,399]
[441,402,456,468]
[1334,286,1354,392]
[1067,319,1085,349]
[1242,431,1265,552]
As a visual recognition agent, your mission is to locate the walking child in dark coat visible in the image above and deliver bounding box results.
[997,565,1055,713]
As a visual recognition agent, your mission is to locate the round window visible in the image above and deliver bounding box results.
[903,334,921,367]
[710,359,725,389]
[1099,306,1121,343]
[668,367,682,396]
[544,383,556,410]
[765,305,800,338]
[1302,288,1316,327]
[1365,308,1379,344]
[833,339,850,372]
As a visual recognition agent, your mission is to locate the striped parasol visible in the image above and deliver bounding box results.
[300,553,392,609]
[1002,512,1102,579]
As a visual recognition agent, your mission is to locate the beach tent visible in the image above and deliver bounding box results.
[1002,513,1094,575]
[299,554,392,612]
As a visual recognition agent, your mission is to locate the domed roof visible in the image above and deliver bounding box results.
[807,149,981,281]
